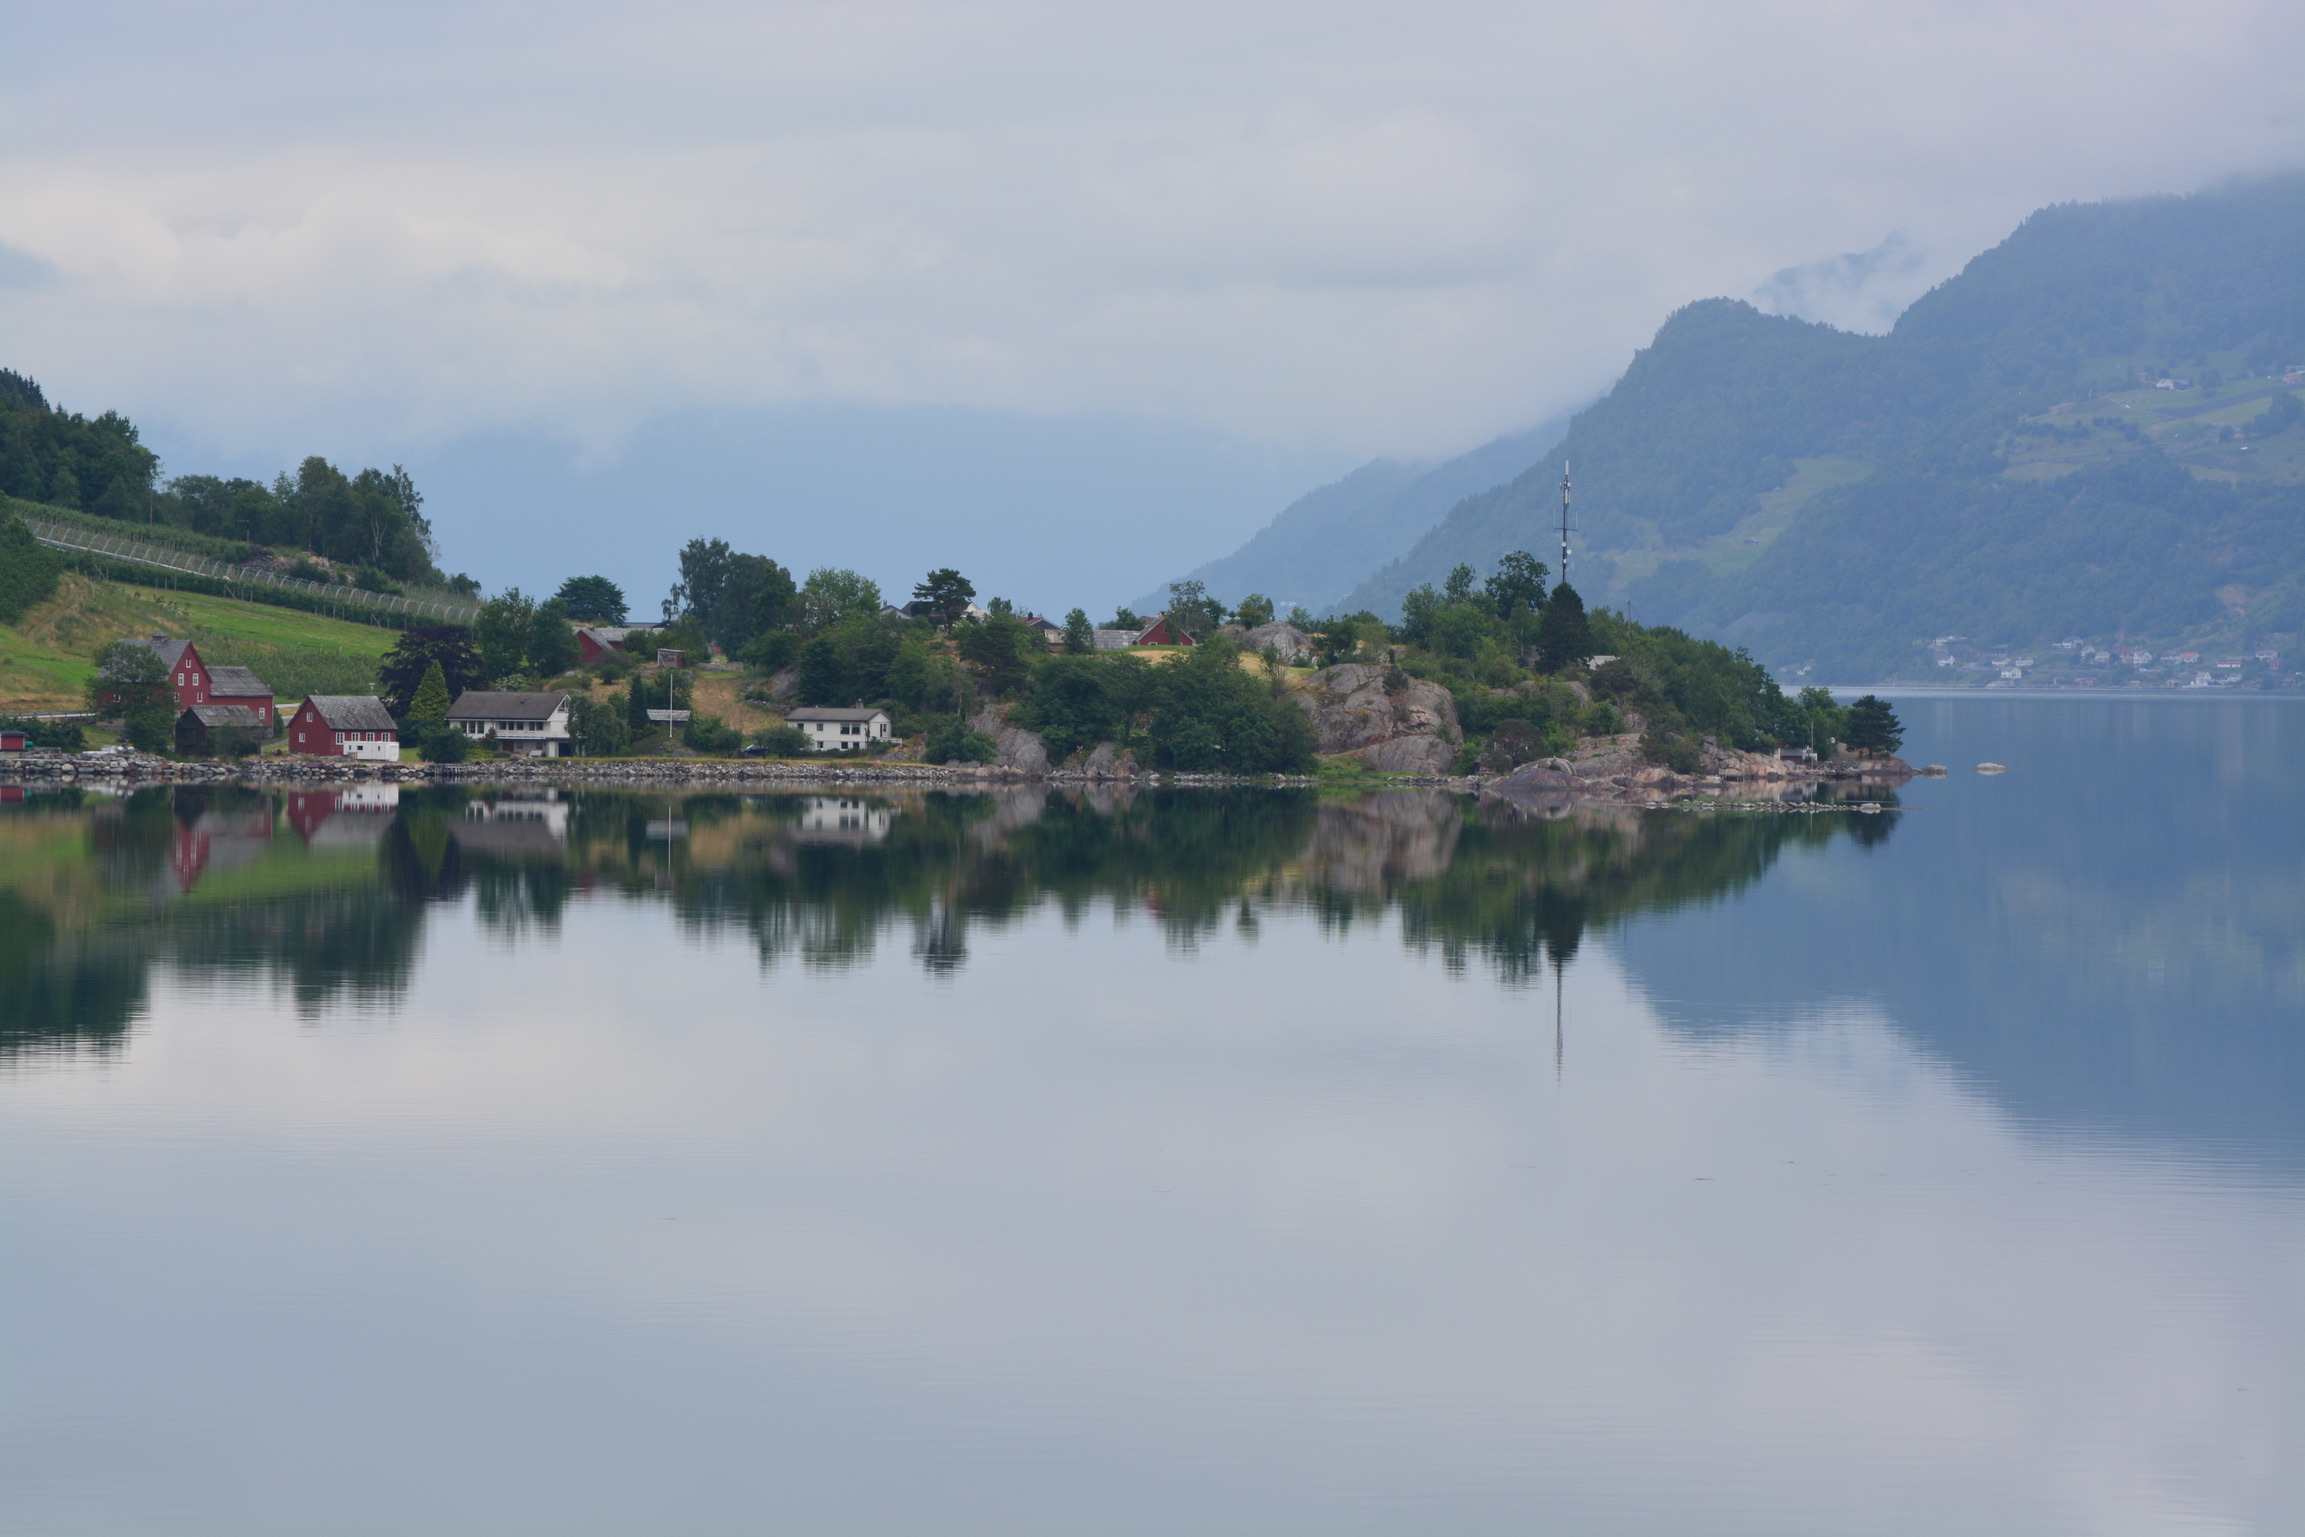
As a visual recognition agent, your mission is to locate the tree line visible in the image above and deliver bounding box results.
[1,368,446,586]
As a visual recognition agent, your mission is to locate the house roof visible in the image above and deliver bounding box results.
[205,665,273,697]
[786,706,889,722]
[304,695,398,731]
[446,690,570,720]
[179,704,266,729]
[120,635,193,671]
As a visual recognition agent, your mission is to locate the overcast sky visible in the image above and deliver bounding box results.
[2,1,2298,607]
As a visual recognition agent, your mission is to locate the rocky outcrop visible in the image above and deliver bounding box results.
[968,705,1050,774]
[1076,741,1140,779]
[1238,621,1314,663]
[1488,731,1916,810]
[1295,663,1461,775]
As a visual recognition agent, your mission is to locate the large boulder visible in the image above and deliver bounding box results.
[969,706,1050,774]
[1076,741,1140,779]
[1295,663,1461,773]
[1239,621,1315,663]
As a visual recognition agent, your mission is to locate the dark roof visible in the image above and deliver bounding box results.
[205,665,272,697]
[786,706,889,722]
[179,705,266,729]
[121,635,193,671]
[304,695,397,731]
[446,690,570,720]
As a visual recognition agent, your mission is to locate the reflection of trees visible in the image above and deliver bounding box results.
[1,783,1893,1050]
[0,892,146,1060]
[1383,799,1871,985]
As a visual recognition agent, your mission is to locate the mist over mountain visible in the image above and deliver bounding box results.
[1325,174,2303,679]
[1131,411,1574,617]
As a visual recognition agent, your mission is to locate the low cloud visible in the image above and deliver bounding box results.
[0,2,2297,468]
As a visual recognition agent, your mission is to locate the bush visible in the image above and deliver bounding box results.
[417,724,470,762]
[0,714,84,750]
[1642,729,1702,772]
[683,712,742,754]
[924,717,997,764]
[749,724,811,757]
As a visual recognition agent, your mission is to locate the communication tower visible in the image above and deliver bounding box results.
[1558,461,1574,587]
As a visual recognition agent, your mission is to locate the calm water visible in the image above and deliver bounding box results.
[2,698,2298,1536]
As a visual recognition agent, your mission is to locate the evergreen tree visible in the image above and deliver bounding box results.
[1533,582,1591,673]
[378,626,485,715]
[1062,607,1095,654]
[912,568,975,629]
[1843,695,1905,755]
[408,661,451,723]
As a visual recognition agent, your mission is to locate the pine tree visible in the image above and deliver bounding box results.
[1533,582,1590,674]
[1843,695,1904,756]
[409,659,451,723]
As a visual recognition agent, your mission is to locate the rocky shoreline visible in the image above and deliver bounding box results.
[0,734,1920,803]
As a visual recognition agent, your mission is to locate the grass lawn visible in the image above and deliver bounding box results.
[1,573,401,711]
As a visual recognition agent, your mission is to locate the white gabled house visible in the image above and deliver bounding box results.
[446,690,573,757]
[785,705,892,751]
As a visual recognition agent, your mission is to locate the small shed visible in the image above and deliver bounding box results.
[0,728,27,752]
[175,705,268,757]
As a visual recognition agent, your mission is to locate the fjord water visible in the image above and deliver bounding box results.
[2,700,2297,1536]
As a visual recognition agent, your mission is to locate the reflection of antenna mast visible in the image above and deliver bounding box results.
[1554,961,1564,1081]
[1558,461,1573,588]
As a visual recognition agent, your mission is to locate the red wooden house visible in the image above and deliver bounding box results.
[1131,613,1196,646]
[100,636,276,728]
[288,695,400,760]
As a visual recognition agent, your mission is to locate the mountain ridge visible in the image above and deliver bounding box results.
[1329,173,2305,677]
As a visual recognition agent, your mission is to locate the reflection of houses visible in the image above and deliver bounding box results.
[793,796,892,846]
[286,785,402,850]
[167,803,275,892]
[454,795,571,855]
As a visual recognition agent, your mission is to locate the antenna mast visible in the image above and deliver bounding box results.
[1558,461,1573,588]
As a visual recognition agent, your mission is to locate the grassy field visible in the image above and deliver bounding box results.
[1,573,401,711]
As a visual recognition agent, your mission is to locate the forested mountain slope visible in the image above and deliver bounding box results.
[1336,175,2305,678]
[1137,411,1573,617]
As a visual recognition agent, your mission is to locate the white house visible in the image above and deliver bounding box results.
[785,705,892,751]
[446,690,573,757]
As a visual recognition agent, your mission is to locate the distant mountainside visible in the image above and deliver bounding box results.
[1134,411,1573,617]
[1334,174,2305,679]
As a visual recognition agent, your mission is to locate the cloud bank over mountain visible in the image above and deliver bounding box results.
[0,1,2297,604]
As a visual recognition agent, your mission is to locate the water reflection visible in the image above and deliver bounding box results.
[1,783,1890,1058]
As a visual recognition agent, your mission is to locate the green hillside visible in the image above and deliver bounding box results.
[1337,175,2305,678]
[0,571,397,711]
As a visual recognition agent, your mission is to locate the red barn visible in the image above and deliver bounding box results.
[97,636,274,726]
[288,695,400,760]
[1132,614,1196,646]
